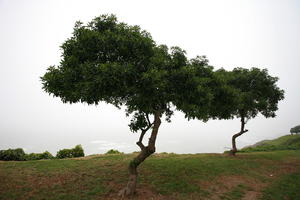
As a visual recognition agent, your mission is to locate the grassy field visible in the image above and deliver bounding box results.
[240,134,300,152]
[1,150,300,200]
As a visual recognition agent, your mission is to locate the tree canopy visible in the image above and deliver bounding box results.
[227,67,284,120]
[290,125,300,134]
[41,14,218,131]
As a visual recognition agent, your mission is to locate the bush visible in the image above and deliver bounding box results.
[0,145,84,161]
[0,148,26,161]
[39,151,54,159]
[72,145,84,157]
[25,151,54,160]
[105,149,123,154]
[56,145,85,159]
[56,149,73,159]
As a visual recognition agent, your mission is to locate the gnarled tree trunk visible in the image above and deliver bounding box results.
[118,111,161,197]
[230,116,248,156]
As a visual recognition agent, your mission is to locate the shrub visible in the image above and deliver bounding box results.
[56,148,73,159]
[105,149,123,154]
[25,153,39,160]
[0,148,26,161]
[72,145,84,157]
[26,151,54,160]
[56,145,85,159]
[39,151,54,159]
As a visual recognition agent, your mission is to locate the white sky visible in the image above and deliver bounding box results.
[0,0,299,155]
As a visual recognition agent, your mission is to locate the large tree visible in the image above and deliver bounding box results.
[41,15,215,196]
[225,67,284,156]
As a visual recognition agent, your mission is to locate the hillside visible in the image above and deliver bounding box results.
[241,134,300,152]
[0,150,300,200]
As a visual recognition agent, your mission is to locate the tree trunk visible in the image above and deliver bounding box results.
[230,116,248,156]
[118,111,161,197]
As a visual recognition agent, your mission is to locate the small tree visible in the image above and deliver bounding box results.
[41,15,216,196]
[56,148,73,159]
[226,67,284,156]
[290,125,300,135]
[72,145,84,157]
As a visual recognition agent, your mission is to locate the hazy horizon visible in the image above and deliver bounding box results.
[0,0,299,156]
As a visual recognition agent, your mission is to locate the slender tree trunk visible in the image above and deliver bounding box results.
[230,116,248,156]
[118,111,161,197]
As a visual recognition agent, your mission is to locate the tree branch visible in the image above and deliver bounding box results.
[136,113,154,151]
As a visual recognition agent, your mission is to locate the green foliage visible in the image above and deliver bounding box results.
[25,151,54,160]
[0,148,26,161]
[240,134,300,152]
[72,145,85,157]
[290,124,300,134]
[105,149,123,154]
[41,14,223,133]
[227,67,284,120]
[56,145,85,159]
[56,149,73,159]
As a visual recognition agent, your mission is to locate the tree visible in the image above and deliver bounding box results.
[41,14,214,196]
[225,68,284,155]
[290,125,300,135]
[0,148,26,161]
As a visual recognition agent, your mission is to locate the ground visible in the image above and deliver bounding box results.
[0,151,300,200]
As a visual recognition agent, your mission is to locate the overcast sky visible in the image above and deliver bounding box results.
[0,0,299,156]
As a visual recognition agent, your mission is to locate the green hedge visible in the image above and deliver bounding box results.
[56,145,84,159]
[105,149,123,154]
[0,148,26,161]
[25,151,54,160]
[0,145,84,161]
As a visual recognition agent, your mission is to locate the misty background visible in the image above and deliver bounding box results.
[0,0,299,155]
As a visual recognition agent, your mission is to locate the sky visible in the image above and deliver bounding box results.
[0,0,299,156]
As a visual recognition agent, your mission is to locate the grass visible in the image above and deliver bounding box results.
[261,171,300,200]
[0,151,300,200]
[241,134,300,152]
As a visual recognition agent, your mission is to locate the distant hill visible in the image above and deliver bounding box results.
[240,134,300,152]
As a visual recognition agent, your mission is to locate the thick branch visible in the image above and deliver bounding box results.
[136,113,154,151]
[147,111,161,153]
[231,115,249,156]
[136,130,147,150]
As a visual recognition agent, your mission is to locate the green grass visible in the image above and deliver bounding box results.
[261,171,300,200]
[241,134,300,152]
[0,151,300,200]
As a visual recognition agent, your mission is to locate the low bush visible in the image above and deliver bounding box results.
[105,149,123,154]
[72,145,84,157]
[56,145,85,159]
[0,148,26,161]
[0,145,84,161]
[25,151,54,160]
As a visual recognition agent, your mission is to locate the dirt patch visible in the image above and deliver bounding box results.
[242,191,261,200]
[199,175,266,200]
[103,185,165,200]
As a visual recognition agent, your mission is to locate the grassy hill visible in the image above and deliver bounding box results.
[240,134,300,152]
[0,150,300,200]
